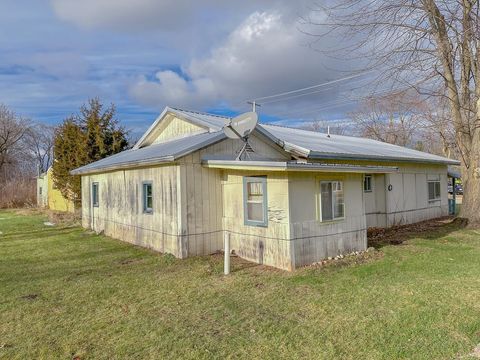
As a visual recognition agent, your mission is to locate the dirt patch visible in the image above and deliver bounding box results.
[19,294,38,300]
[118,258,143,266]
[368,216,460,248]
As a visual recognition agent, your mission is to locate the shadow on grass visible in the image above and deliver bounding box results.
[368,216,468,249]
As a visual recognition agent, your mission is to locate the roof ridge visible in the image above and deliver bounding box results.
[170,107,232,120]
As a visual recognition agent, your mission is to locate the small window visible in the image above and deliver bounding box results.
[39,186,42,195]
[363,174,372,192]
[143,182,153,213]
[243,176,267,226]
[319,181,344,221]
[428,180,441,201]
[92,182,99,207]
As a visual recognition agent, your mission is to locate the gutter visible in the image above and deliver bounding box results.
[308,152,461,166]
[202,160,399,173]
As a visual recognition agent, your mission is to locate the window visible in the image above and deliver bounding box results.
[39,186,42,195]
[143,182,153,213]
[363,174,372,192]
[320,181,344,221]
[92,182,99,207]
[428,180,441,201]
[243,176,267,226]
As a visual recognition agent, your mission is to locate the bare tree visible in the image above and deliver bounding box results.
[0,104,29,180]
[301,119,347,135]
[305,1,480,222]
[24,123,55,174]
[349,90,423,146]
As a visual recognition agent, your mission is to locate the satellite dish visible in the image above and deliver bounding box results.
[223,112,258,161]
[223,112,258,139]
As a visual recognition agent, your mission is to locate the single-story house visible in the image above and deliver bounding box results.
[37,166,75,213]
[71,107,460,270]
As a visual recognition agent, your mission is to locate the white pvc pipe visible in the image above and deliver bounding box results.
[224,231,230,275]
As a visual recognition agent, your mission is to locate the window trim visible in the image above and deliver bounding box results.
[318,180,345,222]
[243,176,268,227]
[363,174,373,192]
[92,182,99,207]
[142,181,153,214]
[427,180,441,202]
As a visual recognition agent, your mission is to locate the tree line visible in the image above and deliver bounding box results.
[0,98,128,208]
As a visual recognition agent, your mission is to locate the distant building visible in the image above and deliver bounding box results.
[37,167,75,213]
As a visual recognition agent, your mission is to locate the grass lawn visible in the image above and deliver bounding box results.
[1,210,480,359]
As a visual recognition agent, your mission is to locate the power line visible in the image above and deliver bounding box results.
[274,85,409,119]
[246,70,374,103]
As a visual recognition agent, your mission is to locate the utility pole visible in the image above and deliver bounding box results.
[247,101,261,113]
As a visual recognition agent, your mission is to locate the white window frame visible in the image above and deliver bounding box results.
[318,180,345,222]
[363,174,372,192]
[243,176,268,227]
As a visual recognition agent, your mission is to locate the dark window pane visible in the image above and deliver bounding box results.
[428,182,435,200]
[321,182,333,221]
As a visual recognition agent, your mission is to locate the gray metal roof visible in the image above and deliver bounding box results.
[71,106,460,175]
[260,124,460,165]
[71,131,225,175]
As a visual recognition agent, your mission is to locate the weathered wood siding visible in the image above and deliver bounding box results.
[36,174,48,208]
[222,170,292,270]
[288,172,367,268]
[152,116,205,144]
[364,174,387,228]
[362,164,449,227]
[177,133,290,259]
[81,164,184,257]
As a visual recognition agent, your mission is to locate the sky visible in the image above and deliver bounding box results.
[1,0,376,136]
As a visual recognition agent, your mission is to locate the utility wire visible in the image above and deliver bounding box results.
[246,70,374,103]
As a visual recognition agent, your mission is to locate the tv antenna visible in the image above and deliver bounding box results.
[223,112,258,160]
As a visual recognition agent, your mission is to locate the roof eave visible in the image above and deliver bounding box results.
[307,152,460,166]
[70,156,176,176]
[202,159,399,173]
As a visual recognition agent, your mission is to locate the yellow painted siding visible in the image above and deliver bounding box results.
[46,168,75,213]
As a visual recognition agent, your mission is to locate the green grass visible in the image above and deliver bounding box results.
[1,210,480,359]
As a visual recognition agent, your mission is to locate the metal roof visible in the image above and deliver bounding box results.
[260,124,460,165]
[71,107,460,175]
[71,131,225,175]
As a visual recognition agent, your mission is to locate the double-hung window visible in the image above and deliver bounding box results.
[243,176,267,226]
[143,182,153,213]
[428,177,441,202]
[92,182,99,207]
[363,174,372,192]
[319,181,344,221]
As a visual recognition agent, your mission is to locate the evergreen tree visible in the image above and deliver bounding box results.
[52,98,128,206]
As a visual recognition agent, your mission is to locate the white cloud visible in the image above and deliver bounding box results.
[129,10,353,114]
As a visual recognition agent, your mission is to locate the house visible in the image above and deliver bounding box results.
[71,107,459,270]
[37,167,75,213]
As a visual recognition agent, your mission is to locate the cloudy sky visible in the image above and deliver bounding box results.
[1,0,375,134]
